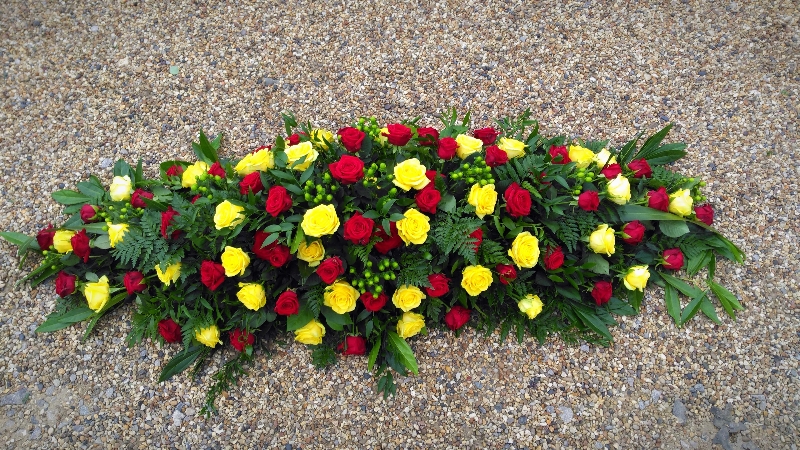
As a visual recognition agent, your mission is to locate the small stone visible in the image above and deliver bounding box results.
[100,158,112,168]
[518,415,527,425]
[651,390,662,401]
[673,399,688,423]
[0,388,29,405]
[79,405,90,416]
[557,406,573,423]
[712,427,733,450]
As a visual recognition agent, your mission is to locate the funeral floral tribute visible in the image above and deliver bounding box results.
[1,110,744,413]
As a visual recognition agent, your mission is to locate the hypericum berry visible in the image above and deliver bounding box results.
[374,286,383,293]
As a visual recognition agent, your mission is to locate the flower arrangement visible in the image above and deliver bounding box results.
[1,109,744,413]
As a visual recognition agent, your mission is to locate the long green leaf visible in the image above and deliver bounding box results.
[679,293,705,325]
[634,124,673,160]
[368,335,381,371]
[698,297,721,324]
[664,284,681,325]
[708,280,743,320]
[35,307,95,333]
[51,190,90,205]
[659,221,690,238]
[386,331,419,375]
[321,306,352,331]
[158,345,204,382]
[0,232,39,250]
[661,272,704,298]
[617,204,685,222]
[575,308,613,341]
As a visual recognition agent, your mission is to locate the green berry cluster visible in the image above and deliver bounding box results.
[189,173,224,200]
[348,258,399,295]
[355,116,381,138]
[303,177,335,204]
[449,156,495,185]
[362,162,396,188]
[572,167,595,194]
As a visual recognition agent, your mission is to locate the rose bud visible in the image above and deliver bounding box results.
[338,335,367,356]
[577,191,600,211]
[158,318,182,343]
[591,280,613,306]
[80,204,100,223]
[437,137,458,159]
[600,163,622,179]
[627,159,652,178]
[543,246,564,270]
[424,273,450,298]
[130,189,154,209]
[55,271,77,298]
[383,123,413,146]
[548,145,570,164]
[36,224,56,250]
[337,127,366,153]
[444,305,471,331]
[621,221,645,245]
[360,291,388,312]
[694,204,714,225]
[647,187,669,212]
[230,328,255,352]
[496,264,517,285]
[417,127,439,146]
[207,162,226,178]
[239,172,264,195]
[662,248,684,270]
[473,127,500,145]
[123,271,147,295]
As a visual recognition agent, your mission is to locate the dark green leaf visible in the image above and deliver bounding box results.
[659,221,690,238]
[574,308,613,341]
[51,190,90,205]
[36,307,95,333]
[158,345,204,382]
[698,297,721,324]
[368,335,381,371]
[386,331,419,375]
[0,232,39,251]
[321,306,352,331]
[286,306,315,331]
[584,253,609,275]
[708,280,743,320]
[617,204,684,222]
[664,284,681,325]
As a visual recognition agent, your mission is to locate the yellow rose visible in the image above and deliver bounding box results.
[109,175,132,201]
[297,239,325,267]
[623,265,650,291]
[518,294,543,319]
[214,200,246,230]
[392,158,430,191]
[497,137,526,159]
[461,265,493,296]
[396,208,430,245]
[294,319,325,345]
[467,183,498,219]
[669,189,694,217]
[52,230,76,253]
[84,275,110,312]
[589,224,616,256]
[107,223,129,248]
[392,285,426,312]
[301,204,340,237]
[237,282,266,311]
[181,161,209,188]
[323,280,359,314]
[195,325,222,348]
[285,141,318,171]
[508,231,540,269]
[155,262,181,286]
[221,246,250,276]
[376,127,389,145]
[397,312,425,339]
[234,148,274,175]
[606,175,631,205]
[311,129,334,150]
[593,148,617,167]
[455,134,484,159]
[568,145,595,169]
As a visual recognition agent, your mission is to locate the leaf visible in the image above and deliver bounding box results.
[679,293,705,325]
[35,307,95,333]
[698,297,721,324]
[320,306,352,331]
[659,221,690,238]
[439,194,456,213]
[386,331,419,375]
[76,180,105,199]
[158,345,204,382]
[51,190,90,205]
[661,272,704,298]
[617,204,684,221]
[708,280,743,320]
[270,170,295,181]
[0,232,40,251]
[285,306,315,331]
[574,308,613,341]
[634,124,672,159]
[584,253,609,275]
[664,284,681,325]
[368,335,381,371]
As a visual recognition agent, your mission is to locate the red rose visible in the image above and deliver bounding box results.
[337,127,365,153]
[417,127,439,146]
[343,212,374,245]
[36,224,56,250]
[316,256,345,284]
[123,271,147,295]
[80,204,99,223]
[544,246,564,270]
[287,134,301,146]
[591,280,613,306]
[622,221,645,245]
[274,290,300,316]
[425,273,450,298]
[628,159,652,178]
[328,155,365,185]
[473,127,500,146]
[600,163,622,179]
[239,172,264,195]
[485,145,509,167]
[662,248,684,270]
[647,187,669,212]
[425,170,443,182]
[374,222,403,254]
[130,189,153,209]
[549,145,570,164]
[160,206,180,239]
[200,260,225,291]
[415,185,441,214]
[265,244,291,268]
[265,185,293,217]
[338,335,367,356]
[444,305,471,331]
[55,271,76,297]
[158,318,182,343]
[578,191,600,211]
[504,182,532,218]
[383,123,412,146]
[695,204,714,225]
[207,161,226,178]
[70,229,91,263]
[252,231,277,260]
[360,291,388,312]
[229,329,255,352]
[165,165,184,177]
[470,228,483,252]
[437,137,458,159]
[496,264,517,285]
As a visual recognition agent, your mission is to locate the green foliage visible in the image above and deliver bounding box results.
[311,344,338,369]
[430,209,484,265]
[111,211,171,271]
[547,210,599,253]
[201,352,251,417]
[478,239,510,265]
[396,253,434,288]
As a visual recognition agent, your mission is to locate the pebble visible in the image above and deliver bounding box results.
[673,399,688,424]
[0,389,29,406]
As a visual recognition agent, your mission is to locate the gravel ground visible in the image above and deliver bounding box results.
[0,0,798,448]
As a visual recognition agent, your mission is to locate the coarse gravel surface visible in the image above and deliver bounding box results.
[0,0,798,448]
